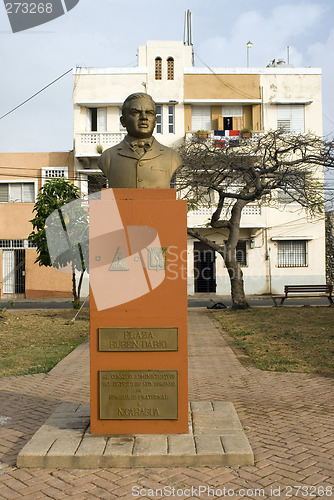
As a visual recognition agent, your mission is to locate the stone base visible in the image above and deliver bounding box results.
[17,401,254,468]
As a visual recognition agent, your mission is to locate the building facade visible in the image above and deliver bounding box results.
[0,152,74,298]
[73,40,325,295]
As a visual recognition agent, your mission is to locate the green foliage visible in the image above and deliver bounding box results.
[28,178,81,267]
[28,179,88,307]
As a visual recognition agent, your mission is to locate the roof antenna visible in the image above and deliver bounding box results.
[184,9,194,65]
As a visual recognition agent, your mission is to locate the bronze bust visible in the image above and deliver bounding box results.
[97,93,182,188]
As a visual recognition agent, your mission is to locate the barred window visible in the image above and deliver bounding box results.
[167,57,174,80]
[236,241,247,267]
[278,240,307,267]
[155,57,162,80]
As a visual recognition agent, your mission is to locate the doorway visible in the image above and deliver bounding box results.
[2,249,25,294]
[194,242,216,293]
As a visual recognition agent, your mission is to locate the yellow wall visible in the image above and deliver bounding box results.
[184,104,192,133]
[0,151,74,190]
[211,106,222,131]
[0,152,74,298]
[0,203,34,237]
[184,74,261,100]
[25,250,72,298]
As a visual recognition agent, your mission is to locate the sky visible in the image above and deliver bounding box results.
[0,0,334,153]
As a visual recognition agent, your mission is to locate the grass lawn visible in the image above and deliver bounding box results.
[213,306,334,376]
[0,309,89,377]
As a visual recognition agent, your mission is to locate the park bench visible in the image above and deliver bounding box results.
[271,284,334,306]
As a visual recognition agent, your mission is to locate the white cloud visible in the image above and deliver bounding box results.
[197,3,324,67]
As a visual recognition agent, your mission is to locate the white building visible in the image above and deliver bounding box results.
[73,40,325,296]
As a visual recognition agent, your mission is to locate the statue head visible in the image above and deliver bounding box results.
[120,93,157,139]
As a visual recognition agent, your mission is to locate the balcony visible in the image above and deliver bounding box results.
[185,130,263,147]
[75,132,127,157]
[187,203,265,229]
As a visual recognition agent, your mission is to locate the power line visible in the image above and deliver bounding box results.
[0,68,73,121]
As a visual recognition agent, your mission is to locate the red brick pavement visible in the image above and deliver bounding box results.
[0,309,333,499]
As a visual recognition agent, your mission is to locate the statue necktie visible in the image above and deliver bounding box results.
[130,140,151,157]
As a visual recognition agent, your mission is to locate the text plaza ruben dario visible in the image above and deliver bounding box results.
[109,339,168,349]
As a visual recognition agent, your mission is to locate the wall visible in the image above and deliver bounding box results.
[184,73,261,100]
[25,249,72,298]
[261,72,322,135]
[187,208,326,296]
[0,152,75,298]
[0,151,74,190]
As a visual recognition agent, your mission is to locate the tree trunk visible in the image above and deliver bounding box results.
[71,271,80,309]
[223,199,250,309]
[224,252,249,309]
[188,225,250,309]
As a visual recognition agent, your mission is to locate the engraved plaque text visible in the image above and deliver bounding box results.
[99,327,178,352]
[99,370,178,419]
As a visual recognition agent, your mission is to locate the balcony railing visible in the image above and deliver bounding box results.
[185,131,264,147]
[75,132,127,156]
[189,204,261,218]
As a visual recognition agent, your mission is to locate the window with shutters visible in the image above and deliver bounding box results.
[191,105,211,131]
[0,182,35,202]
[168,105,175,133]
[277,105,305,133]
[221,105,243,117]
[86,107,107,132]
[156,105,162,133]
[155,57,162,80]
[167,57,174,80]
[278,240,307,267]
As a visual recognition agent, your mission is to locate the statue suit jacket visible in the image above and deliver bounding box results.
[97,137,182,188]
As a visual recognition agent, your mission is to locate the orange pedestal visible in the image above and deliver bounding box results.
[89,189,188,434]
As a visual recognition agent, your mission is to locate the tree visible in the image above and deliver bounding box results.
[177,131,334,309]
[28,178,88,308]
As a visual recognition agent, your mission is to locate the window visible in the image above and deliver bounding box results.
[87,107,107,132]
[155,57,162,80]
[277,105,305,133]
[0,182,35,203]
[191,105,211,131]
[168,105,175,133]
[277,189,297,204]
[156,105,162,133]
[42,167,68,186]
[119,107,126,131]
[167,57,174,80]
[278,240,307,267]
[236,241,247,266]
[221,105,242,117]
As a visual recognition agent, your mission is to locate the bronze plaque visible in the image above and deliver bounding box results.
[99,370,178,420]
[98,327,178,352]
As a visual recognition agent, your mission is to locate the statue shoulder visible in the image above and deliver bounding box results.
[97,142,123,175]
[153,138,182,162]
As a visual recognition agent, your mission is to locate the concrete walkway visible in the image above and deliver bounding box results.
[0,309,334,499]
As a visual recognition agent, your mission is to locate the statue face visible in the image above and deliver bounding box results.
[121,97,157,138]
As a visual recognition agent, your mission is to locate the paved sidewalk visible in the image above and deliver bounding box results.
[0,309,334,499]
